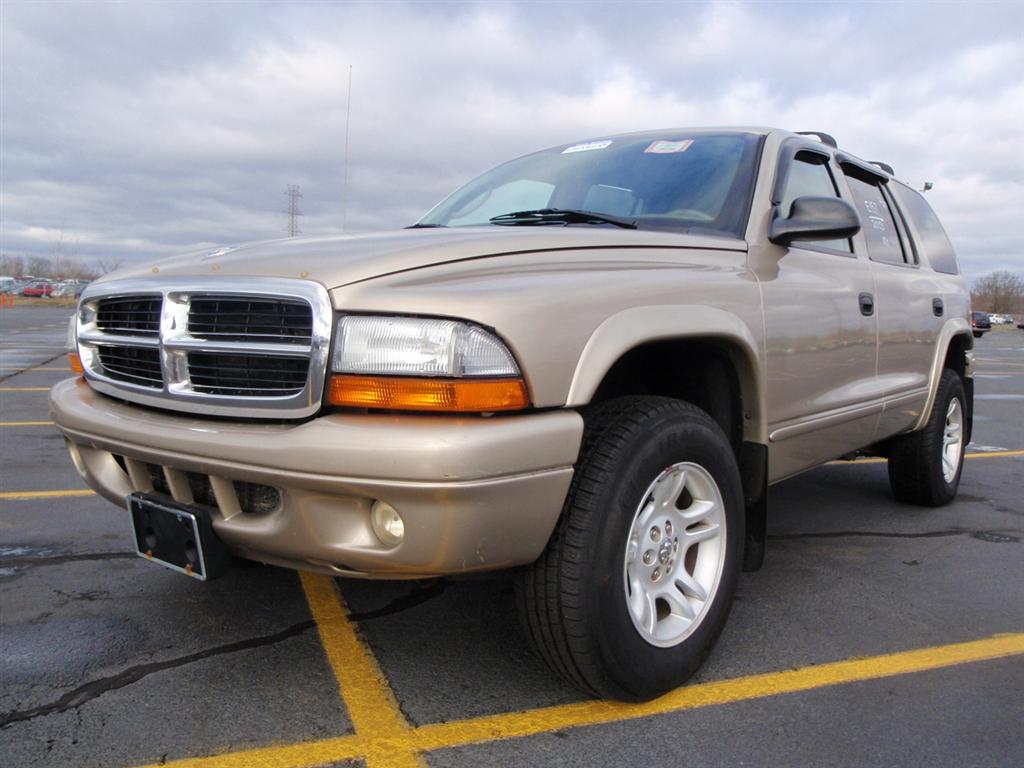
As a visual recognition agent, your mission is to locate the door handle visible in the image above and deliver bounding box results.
[859,292,874,317]
[933,298,944,317]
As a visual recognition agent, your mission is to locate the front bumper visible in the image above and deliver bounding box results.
[50,378,582,577]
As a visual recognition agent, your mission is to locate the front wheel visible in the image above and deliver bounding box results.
[516,396,744,701]
[887,369,966,506]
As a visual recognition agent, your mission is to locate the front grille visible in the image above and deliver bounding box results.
[187,353,308,396]
[80,279,329,417]
[96,295,162,336]
[188,296,313,344]
[97,346,163,388]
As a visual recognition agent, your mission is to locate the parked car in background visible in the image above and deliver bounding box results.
[0,276,16,293]
[51,280,89,298]
[20,280,55,298]
[972,311,991,338]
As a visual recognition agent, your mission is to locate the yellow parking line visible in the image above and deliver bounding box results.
[965,449,1023,459]
[0,387,51,391]
[134,735,365,768]
[408,633,1024,753]
[137,632,1024,768]
[0,420,54,427]
[299,572,424,768]
[0,489,94,500]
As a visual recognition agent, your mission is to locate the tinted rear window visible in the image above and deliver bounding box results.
[890,183,959,275]
[842,173,907,265]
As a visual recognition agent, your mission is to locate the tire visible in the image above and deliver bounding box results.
[887,369,966,506]
[972,331,983,339]
[515,396,744,701]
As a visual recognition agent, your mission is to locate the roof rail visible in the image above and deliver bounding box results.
[795,131,838,148]
[869,161,895,175]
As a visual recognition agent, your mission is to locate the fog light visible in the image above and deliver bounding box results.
[370,500,405,547]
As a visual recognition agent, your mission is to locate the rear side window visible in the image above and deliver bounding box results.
[842,171,907,265]
[890,183,959,275]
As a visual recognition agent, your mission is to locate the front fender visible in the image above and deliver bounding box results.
[564,305,766,441]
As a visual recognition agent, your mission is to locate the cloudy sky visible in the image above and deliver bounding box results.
[2,1,1022,279]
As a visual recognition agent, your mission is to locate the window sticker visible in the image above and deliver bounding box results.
[562,140,613,154]
[644,139,694,154]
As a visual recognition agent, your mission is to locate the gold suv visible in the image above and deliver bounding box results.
[52,127,974,700]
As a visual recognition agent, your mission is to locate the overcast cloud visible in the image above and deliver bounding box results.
[2,0,1022,278]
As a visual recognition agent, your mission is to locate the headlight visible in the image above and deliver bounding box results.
[331,315,519,377]
[327,315,528,412]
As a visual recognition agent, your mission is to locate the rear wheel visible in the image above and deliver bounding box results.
[516,396,743,701]
[887,369,966,506]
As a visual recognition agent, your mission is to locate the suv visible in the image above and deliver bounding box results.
[52,127,973,701]
[972,311,992,338]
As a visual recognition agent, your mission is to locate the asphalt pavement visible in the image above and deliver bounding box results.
[1,306,1021,768]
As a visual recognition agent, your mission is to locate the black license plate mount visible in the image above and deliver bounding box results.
[127,492,229,580]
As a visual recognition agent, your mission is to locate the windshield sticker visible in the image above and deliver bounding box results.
[562,140,613,154]
[644,139,694,154]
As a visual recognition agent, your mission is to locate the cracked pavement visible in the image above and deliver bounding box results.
[1,307,1022,767]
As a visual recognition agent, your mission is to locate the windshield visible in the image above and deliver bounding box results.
[418,132,761,237]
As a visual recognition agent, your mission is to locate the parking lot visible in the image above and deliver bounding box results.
[1,304,1022,768]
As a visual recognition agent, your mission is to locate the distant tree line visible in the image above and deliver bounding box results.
[972,271,1024,315]
[0,253,124,281]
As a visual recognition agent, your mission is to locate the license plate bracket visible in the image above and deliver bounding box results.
[127,492,229,580]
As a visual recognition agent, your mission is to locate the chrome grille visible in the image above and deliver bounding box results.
[188,296,312,344]
[96,295,162,336]
[76,278,333,419]
[96,346,163,388]
[187,352,308,396]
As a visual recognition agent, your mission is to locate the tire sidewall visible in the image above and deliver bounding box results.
[930,371,966,503]
[580,406,744,699]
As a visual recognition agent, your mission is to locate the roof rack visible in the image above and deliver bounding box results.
[869,161,895,175]
[795,131,838,149]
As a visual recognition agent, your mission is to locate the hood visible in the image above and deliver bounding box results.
[100,226,746,290]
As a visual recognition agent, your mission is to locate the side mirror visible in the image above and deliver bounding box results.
[769,196,861,246]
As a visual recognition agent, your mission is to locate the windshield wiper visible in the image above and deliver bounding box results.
[489,208,637,229]
[406,223,445,229]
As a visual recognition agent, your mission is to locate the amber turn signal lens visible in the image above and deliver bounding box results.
[328,375,529,412]
[69,352,84,375]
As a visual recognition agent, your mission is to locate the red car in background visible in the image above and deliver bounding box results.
[20,280,54,297]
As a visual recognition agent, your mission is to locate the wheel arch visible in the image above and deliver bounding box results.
[565,305,765,445]
[564,306,768,571]
[915,319,974,436]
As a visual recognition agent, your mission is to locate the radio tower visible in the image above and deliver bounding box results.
[284,184,303,237]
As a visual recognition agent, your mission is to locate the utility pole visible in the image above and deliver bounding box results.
[342,65,353,232]
[284,184,303,237]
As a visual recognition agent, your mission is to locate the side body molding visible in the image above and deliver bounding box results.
[564,304,766,443]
